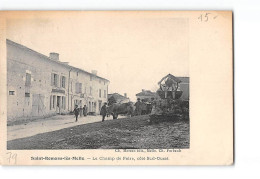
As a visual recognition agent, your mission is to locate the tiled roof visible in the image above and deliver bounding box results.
[108,93,129,101]
[136,90,156,96]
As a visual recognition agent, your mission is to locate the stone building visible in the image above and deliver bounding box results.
[7,39,109,122]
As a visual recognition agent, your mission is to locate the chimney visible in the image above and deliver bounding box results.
[124,93,127,98]
[142,89,145,92]
[49,52,59,61]
[91,70,97,75]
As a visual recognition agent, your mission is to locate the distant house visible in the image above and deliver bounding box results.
[136,89,158,102]
[108,93,130,104]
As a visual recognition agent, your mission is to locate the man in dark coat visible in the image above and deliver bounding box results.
[73,105,80,122]
[134,98,142,116]
[100,102,108,122]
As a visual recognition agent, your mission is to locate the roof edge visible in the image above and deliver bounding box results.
[6,39,109,82]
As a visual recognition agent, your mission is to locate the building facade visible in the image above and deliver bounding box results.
[7,39,109,122]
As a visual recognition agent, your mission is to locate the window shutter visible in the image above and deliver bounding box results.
[60,76,62,88]
[51,73,54,86]
[64,77,66,88]
[50,95,52,110]
[79,83,82,93]
[56,74,59,87]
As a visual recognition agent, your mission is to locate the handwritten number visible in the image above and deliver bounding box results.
[198,13,215,22]
[204,13,210,22]
[198,14,202,22]
[6,152,17,164]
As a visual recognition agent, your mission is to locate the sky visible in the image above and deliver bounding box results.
[6,12,189,101]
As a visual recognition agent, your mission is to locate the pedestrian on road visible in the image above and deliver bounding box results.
[134,98,142,116]
[83,105,88,116]
[73,105,80,122]
[100,102,108,122]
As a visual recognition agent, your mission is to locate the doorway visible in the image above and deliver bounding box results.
[32,94,45,117]
[57,96,61,114]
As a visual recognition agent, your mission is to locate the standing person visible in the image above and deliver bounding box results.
[83,105,88,117]
[73,105,80,122]
[100,102,107,122]
[141,99,147,115]
[134,98,142,116]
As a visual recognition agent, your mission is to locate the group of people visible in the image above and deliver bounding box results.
[134,98,154,116]
[73,105,88,122]
[73,103,108,122]
[73,98,154,123]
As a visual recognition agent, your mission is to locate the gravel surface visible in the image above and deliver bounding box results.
[7,115,189,150]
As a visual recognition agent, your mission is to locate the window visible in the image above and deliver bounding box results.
[99,89,101,98]
[25,73,31,86]
[61,76,66,88]
[51,73,59,87]
[104,90,106,98]
[25,93,30,97]
[9,91,15,95]
[99,79,101,83]
[90,76,92,81]
[75,83,82,93]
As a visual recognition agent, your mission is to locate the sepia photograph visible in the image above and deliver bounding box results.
[0,11,233,166]
[1,0,260,178]
[5,12,190,150]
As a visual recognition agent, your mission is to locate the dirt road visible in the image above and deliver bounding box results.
[7,115,189,149]
[8,114,124,141]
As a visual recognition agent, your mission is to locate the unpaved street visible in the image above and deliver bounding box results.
[8,115,189,150]
[8,114,125,141]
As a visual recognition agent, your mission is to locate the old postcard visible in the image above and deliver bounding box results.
[0,11,233,165]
